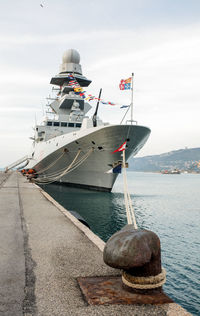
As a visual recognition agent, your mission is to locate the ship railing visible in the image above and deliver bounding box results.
[126,119,138,125]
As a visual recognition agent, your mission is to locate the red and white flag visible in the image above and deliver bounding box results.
[112,141,127,153]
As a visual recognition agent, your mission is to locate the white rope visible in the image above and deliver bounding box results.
[121,151,167,290]
[37,150,82,180]
[37,148,92,181]
[122,150,138,229]
[34,149,81,184]
[122,154,132,224]
[36,151,65,174]
[34,148,93,185]
[122,268,166,289]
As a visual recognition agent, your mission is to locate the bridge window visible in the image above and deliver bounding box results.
[47,121,52,126]
[76,123,82,128]
[68,123,74,127]
[61,122,68,127]
[53,122,60,126]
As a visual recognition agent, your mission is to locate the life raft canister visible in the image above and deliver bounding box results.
[27,169,36,174]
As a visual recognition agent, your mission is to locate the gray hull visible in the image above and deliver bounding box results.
[29,124,150,191]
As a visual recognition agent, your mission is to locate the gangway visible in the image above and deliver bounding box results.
[4,155,30,173]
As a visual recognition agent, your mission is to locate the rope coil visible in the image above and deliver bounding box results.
[122,268,166,289]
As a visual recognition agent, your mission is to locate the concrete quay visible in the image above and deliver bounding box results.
[0,171,191,316]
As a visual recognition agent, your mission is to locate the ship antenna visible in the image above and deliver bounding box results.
[130,72,134,124]
[92,88,102,127]
[34,113,37,127]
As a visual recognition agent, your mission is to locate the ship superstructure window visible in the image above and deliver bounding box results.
[68,123,74,127]
[53,122,60,126]
[75,123,82,128]
[47,121,52,126]
[61,122,68,127]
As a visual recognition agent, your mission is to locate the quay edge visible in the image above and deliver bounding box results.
[0,171,192,316]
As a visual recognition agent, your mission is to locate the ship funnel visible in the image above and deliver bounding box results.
[59,49,82,75]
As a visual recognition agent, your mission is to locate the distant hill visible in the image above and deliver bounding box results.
[128,147,200,172]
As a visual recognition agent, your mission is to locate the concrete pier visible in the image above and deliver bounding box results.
[0,171,191,316]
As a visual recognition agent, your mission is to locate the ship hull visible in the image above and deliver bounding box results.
[26,124,150,191]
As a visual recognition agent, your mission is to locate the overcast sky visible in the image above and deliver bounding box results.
[0,0,200,167]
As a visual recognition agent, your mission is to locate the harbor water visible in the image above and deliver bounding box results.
[41,172,200,315]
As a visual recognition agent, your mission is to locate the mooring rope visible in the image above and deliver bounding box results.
[122,268,166,289]
[37,148,92,181]
[34,148,93,185]
[36,150,82,180]
[122,150,138,229]
[36,151,66,175]
[121,151,167,289]
[34,149,82,184]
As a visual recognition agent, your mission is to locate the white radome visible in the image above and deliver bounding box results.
[62,49,80,64]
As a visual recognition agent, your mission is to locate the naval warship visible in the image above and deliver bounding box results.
[6,49,150,191]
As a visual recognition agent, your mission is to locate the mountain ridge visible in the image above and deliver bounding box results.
[129,147,200,172]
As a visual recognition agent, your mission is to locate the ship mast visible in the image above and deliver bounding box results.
[120,72,136,125]
[130,72,134,124]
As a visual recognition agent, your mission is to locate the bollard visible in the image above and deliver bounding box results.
[103,224,166,295]
[78,224,172,305]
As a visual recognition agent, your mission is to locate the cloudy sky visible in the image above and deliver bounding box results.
[0,0,200,167]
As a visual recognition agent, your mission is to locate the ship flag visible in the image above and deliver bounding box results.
[65,74,130,107]
[119,77,132,90]
[112,141,127,153]
[120,105,129,108]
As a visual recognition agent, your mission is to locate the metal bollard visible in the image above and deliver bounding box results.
[103,225,166,295]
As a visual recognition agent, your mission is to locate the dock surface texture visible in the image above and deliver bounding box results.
[0,171,191,316]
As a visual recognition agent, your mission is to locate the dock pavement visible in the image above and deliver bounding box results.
[0,171,191,316]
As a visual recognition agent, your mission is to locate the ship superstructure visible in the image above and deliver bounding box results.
[33,49,93,143]
[6,49,151,191]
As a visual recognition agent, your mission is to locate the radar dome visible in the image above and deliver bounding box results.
[60,48,82,74]
[62,49,80,64]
